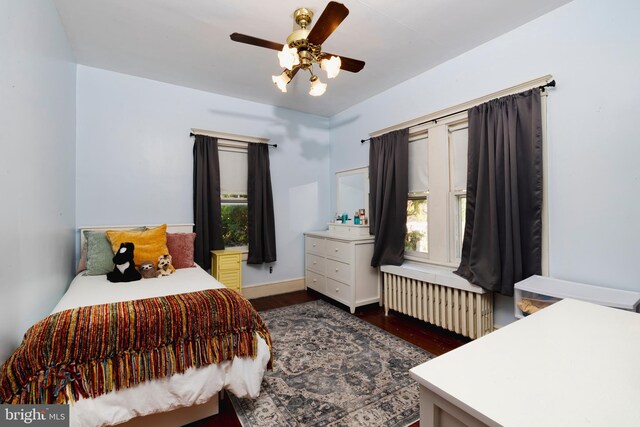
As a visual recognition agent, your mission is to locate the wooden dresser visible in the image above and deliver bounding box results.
[304,225,378,313]
[211,249,242,293]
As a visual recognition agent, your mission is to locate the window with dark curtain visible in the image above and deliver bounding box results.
[247,143,276,264]
[193,135,224,271]
[369,128,409,267]
[455,89,543,296]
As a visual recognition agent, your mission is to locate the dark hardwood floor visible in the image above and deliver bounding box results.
[190,289,470,427]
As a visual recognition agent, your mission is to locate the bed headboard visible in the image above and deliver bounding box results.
[79,224,194,247]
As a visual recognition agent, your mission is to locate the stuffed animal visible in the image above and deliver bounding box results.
[157,254,174,276]
[107,242,141,283]
[138,260,158,279]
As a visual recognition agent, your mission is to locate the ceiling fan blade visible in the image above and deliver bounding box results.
[307,1,349,46]
[321,53,365,73]
[230,33,284,51]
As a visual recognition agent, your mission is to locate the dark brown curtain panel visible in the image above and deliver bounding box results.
[369,128,409,267]
[247,143,277,264]
[193,135,224,270]
[455,89,543,296]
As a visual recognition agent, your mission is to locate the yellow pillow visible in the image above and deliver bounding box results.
[106,224,170,269]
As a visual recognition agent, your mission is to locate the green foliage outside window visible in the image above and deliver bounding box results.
[405,197,428,253]
[405,230,424,251]
[221,203,248,247]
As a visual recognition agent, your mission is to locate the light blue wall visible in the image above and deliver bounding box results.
[330,0,640,326]
[76,66,331,287]
[0,0,76,361]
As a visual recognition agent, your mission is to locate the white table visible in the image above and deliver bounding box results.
[410,299,640,427]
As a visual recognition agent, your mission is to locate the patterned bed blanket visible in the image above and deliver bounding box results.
[0,288,272,404]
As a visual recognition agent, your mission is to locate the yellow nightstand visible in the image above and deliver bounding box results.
[211,250,242,293]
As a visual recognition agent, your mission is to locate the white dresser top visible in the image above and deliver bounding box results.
[410,299,640,427]
[304,230,374,242]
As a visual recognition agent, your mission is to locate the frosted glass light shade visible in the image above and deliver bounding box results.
[277,45,300,70]
[309,76,327,96]
[321,56,341,79]
[272,72,291,92]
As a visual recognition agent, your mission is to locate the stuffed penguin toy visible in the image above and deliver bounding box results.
[107,242,142,283]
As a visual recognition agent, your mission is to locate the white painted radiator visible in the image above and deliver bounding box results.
[383,272,493,339]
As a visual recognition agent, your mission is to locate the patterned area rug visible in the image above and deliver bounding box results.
[230,300,434,427]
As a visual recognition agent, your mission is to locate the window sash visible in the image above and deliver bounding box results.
[408,136,429,193]
[405,195,429,258]
[221,201,248,249]
[219,146,248,196]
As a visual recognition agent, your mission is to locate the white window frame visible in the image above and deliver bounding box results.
[449,190,467,263]
[448,121,469,263]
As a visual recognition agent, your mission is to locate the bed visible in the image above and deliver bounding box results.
[0,224,272,427]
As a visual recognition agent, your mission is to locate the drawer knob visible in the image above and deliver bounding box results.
[313,243,316,247]
[313,261,317,264]
[313,279,317,283]
[335,288,339,293]
[335,268,339,272]
[335,248,339,252]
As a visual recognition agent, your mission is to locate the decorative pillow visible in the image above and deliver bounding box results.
[166,232,196,269]
[84,231,117,276]
[106,224,170,268]
[76,242,88,274]
[83,228,146,276]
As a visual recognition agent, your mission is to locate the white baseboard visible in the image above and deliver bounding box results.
[242,277,305,299]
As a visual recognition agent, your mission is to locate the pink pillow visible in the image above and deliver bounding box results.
[166,232,196,269]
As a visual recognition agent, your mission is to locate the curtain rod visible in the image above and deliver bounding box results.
[190,132,277,148]
[360,80,556,144]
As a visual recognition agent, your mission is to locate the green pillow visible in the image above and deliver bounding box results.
[84,228,145,276]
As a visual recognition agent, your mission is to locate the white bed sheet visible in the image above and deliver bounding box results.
[55,266,270,427]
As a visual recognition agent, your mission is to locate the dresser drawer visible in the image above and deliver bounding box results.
[326,258,352,284]
[218,253,241,270]
[218,270,241,288]
[305,236,325,255]
[326,277,351,306]
[305,253,325,273]
[305,269,325,293]
[325,239,353,263]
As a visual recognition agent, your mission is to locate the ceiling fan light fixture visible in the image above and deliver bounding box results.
[321,56,341,79]
[309,75,327,96]
[231,2,365,98]
[277,45,300,70]
[272,71,291,92]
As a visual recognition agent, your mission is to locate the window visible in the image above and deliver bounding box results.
[396,79,550,268]
[449,124,468,262]
[221,194,248,248]
[404,117,468,265]
[405,135,429,257]
[406,194,428,254]
[219,144,248,249]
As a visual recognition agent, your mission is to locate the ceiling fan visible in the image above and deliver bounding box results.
[230,1,365,96]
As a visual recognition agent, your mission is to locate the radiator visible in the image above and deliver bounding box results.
[383,272,493,339]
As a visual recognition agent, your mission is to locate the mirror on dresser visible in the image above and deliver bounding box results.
[336,166,369,220]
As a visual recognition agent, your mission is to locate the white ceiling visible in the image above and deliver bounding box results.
[54,0,572,117]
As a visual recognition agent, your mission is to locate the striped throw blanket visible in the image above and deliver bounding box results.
[0,288,272,404]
